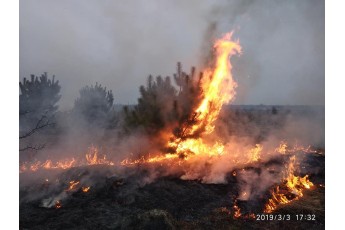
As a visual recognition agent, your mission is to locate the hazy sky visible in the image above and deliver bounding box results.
[20,0,324,110]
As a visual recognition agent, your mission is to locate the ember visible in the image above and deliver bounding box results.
[66,180,80,192]
[82,186,90,193]
[55,201,62,209]
[233,200,242,219]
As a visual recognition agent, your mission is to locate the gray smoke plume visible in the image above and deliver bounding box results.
[20,0,324,110]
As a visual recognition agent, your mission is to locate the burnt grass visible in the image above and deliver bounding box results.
[20,153,324,230]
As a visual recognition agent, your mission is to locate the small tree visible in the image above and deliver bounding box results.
[19,72,61,152]
[74,83,114,127]
[124,62,203,137]
[124,75,176,134]
[172,62,203,139]
[20,73,61,126]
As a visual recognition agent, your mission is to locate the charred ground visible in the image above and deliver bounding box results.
[20,150,324,230]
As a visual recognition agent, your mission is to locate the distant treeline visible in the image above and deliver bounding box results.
[19,63,325,155]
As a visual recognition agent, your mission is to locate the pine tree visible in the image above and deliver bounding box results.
[124,62,204,138]
[74,83,114,127]
[124,75,177,134]
[19,72,61,151]
[19,72,61,130]
[172,62,204,138]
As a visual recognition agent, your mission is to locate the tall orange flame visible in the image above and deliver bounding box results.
[195,32,241,134]
[188,32,240,136]
[168,32,241,157]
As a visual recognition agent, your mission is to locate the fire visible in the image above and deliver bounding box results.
[264,156,314,213]
[82,186,90,193]
[168,138,225,159]
[275,142,288,154]
[19,146,114,172]
[233,200,242,218]
[18,32,319,175]
[120,153,179,166]
[66,180,80,191]
[285,156,314,195]
[248,144,262,162]
[18,31,322,216]
[195,32,241,133]
[19,141,318,174]
[20,158,77,172]
[29,161,41,171]
[55,158,76,169]
[86,146,115,165]
[42,160,52,169]
[247,213,256,219]
[146,153,179,162]
[232,200,256,219]
[18,32,242,172]
[166,32,241,158]
[274,141,318,155]
[55,200,62,209]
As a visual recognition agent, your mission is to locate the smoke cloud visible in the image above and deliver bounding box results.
[20,0,324,110]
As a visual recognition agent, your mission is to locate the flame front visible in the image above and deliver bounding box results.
[264,156,314,213]
[20,146,115,172]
